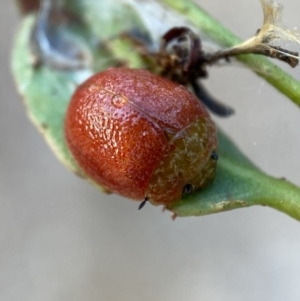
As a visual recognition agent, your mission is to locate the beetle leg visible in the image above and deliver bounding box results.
[190,79,235,117]
[138,197,148,210]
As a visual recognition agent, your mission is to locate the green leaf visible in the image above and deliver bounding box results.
[11,0,300,221]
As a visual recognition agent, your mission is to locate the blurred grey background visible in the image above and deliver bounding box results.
[1,1,300,301]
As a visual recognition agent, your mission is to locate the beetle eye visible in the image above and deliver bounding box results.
[182,184,193,196]
[210,151,218,161]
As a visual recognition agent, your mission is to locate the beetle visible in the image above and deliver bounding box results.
[64,67,218,207]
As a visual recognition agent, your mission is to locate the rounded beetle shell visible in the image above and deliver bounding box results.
[65,68,217,205]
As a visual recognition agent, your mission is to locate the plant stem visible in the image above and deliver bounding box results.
[219,158,300,221]
[258,177,300,221]
[161,0,300,106]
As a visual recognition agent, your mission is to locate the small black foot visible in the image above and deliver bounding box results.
[138,197,148,210]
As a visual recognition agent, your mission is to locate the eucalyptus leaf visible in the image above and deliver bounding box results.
[12,0,300,221]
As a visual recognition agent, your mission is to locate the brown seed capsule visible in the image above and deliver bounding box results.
[64,68,217,206]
